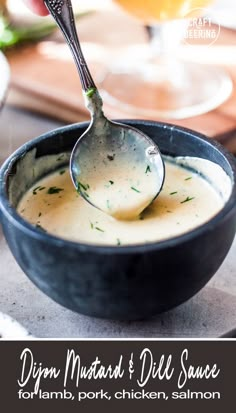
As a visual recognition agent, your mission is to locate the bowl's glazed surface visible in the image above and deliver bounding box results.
[0,121,236,320]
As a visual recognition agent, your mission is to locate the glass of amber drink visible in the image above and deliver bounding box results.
[100,0,232,119]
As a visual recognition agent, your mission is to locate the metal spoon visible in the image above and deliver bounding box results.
[44,0,165,220]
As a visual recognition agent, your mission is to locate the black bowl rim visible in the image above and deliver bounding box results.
[220,328,236,338]
[0,120,236,254]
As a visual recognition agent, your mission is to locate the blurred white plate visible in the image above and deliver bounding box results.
[0,311,31,338]
[0,51,10,110]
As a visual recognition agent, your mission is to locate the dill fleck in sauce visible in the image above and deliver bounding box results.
[17,158,230,246]
[76,148,160,220]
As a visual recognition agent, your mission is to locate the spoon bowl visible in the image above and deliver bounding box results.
[70,92,164,219]
[44,0,165,219]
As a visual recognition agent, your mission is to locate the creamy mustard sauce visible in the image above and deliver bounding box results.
[17,157,231,246]
[77,152,161,220]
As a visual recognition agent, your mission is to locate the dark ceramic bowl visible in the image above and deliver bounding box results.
[221,328,236,338]
[0,121,236,320]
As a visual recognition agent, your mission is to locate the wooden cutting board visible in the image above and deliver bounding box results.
[5,6,236,151]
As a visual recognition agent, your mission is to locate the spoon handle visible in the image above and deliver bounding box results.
[44,0,96,94]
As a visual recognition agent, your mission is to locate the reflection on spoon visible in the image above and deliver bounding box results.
[44,0,165,219]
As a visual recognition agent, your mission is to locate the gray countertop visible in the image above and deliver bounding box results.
[0,106,236,338]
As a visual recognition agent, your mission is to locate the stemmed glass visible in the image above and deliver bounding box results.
[100,0,232,119]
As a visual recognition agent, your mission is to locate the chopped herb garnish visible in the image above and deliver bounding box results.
[59,170,66,175]
[170,191,178,195]
[116,238,121,246]
[35,223,47,232]
[38,212,42,217]
[56,155,64,162]
[33,186,45,195]
[181,196,195,204]
[90,222,94,229]
[47,187,64,194]
[77,181,90,192]
[105,180,114,188]
[107,154,115,161]
[185,176,192,181]
[95,227,105,233]
[86,87,96,98]
[145,165,151,173]
[131,186,141,193]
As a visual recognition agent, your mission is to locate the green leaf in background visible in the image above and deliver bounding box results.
[0,10,91,50]
[0,13,54,49]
